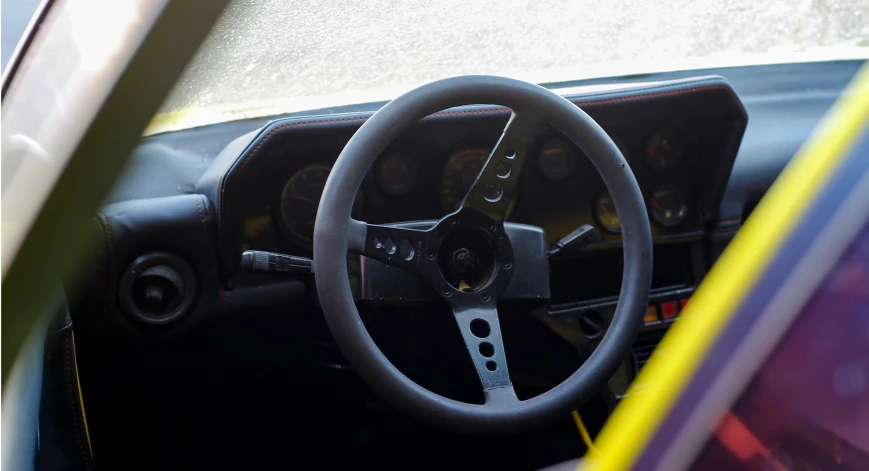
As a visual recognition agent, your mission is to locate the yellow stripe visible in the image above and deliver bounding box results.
[583,62,869,471]
[72,332,94,459]
[572,410,601,457]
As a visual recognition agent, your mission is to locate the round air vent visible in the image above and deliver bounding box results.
[119,252,197,325]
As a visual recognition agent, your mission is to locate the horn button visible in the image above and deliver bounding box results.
[352,220,550,303]
[439,229,497,292]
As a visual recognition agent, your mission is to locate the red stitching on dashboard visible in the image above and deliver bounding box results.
[195,196,225,298]
[66,332,92,470]
[572,85,745,113]
[220,84,744,257]
[229,116,370,186]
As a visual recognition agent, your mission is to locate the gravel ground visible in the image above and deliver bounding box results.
[159,0,869,118]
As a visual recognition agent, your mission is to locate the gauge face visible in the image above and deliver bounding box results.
[279,165,363,244]
[375,152,418,197]
[649,185,688,227]
[644,134,683,170]
[537,138,577,182]
[441,148,489,212]
[594,191,620,233]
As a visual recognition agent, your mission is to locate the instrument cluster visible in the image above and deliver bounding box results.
[276,129,695,249]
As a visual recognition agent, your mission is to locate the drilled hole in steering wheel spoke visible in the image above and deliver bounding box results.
[482,182,503,202]
[470,318,490,338]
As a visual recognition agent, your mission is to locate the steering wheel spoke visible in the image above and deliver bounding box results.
[451,303,517,403]
[348,218,434,274]
[459,111,542,222]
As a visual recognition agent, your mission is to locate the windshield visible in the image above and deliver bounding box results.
[153,0,869,133]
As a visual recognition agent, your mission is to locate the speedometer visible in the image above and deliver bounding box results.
[279,165,363,245]
[441,148,489,212]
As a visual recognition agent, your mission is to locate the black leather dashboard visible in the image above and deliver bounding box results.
[195,75,745,286]
[75,59,864,337]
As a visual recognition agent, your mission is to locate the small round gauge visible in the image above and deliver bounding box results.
[375,152,419,197]
[537,137,577,182]
[441,148,489,211]
[649,185,688,228]
[644,134,683,170]
[279,165,363,244]
[594,191,621,233]
[612,137,630,160]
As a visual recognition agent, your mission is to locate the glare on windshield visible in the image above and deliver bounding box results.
[154,0,869,132]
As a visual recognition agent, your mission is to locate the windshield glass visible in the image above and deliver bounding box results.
[2,0,44,70]
[153,0,869,133]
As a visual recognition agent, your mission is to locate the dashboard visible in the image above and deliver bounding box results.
[209,78,746,282]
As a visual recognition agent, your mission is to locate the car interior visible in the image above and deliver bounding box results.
[45,60,858,470]
[3,2,868,470]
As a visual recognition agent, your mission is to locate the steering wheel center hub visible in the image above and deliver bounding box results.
[452,247,477,273]
[438,227,498,292]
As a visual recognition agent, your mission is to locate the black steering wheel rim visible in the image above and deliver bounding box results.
[314,75,652,435]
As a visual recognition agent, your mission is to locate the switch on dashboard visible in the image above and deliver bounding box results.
[643,305,660,324]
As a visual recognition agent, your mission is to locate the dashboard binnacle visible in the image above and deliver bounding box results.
[277,130,692,245]
[205,77,747,280]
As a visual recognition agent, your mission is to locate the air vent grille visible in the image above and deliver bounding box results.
[632,330,666,375]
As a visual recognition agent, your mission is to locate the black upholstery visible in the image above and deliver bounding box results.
[36,308,95,471]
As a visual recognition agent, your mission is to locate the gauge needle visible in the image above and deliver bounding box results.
[381,170,392,181]
[600,203,611,216]
[290,194,314,204]
[652,201,663,211]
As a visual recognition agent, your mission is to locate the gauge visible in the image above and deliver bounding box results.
[612,137,629,160]
[375,152,418,197]
[279,165,363,244]
[649,185,688,228]
[537,137,577,182]
[441,148,489,211]
[644,133,683,170]
[594,191,620,233]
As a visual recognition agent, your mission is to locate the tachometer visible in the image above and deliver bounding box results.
[375,152,418,197]
[279,165,363,244]
[441,148,489,212]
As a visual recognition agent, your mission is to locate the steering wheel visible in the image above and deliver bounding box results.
[313,75,652,435]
